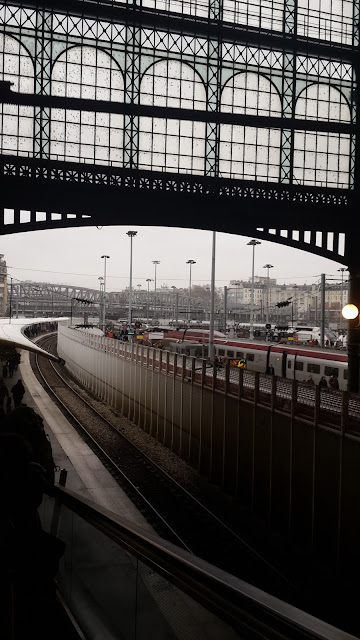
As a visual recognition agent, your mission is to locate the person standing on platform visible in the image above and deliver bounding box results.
[8,359,14,378]
[0,380,9,414]
[329,373,339,390]
[11,379,25,407]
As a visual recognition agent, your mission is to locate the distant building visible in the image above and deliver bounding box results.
[227,277,348,328]
[0,254,7,316]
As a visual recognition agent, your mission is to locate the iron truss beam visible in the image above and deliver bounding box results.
[10,281,205,311]
[0,85,354,135]
[6,0,357,62]
[0,155,351,264]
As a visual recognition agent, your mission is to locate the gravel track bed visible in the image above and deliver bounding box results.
[29,334,360,636]
[32,336,301,603]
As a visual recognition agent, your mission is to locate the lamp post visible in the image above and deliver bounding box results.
[101,255,110,332]
[152,261,160,319]
[247,239,261,339]
[186,259,196,323]
[209,232,216,362]
[337,267,348,332]
[263,264,273,324]
[126,231,137,328]
[146,278,153,324]
[9,276,13,324]
[98,277,104,329]
[171,286,178,324]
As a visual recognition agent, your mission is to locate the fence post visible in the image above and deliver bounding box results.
[222,363,230,488]
[209,360,217,479]
[251,372,259,511]
[337,391,348,568]
[171,353,177,451]
[289,379,297,535]
[198,359,206,471]
[268,375,276,524]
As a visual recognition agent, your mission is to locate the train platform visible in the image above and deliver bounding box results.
[3,348,154,534]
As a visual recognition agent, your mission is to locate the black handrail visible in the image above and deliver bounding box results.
[47,484,357,640]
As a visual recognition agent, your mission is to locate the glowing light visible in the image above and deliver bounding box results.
[342,304,359,320]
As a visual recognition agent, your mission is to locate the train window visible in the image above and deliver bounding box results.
[343,369,348,380]
[236,351,244,358]
[246,353,254,361]
[287,361,292,369]
[227,350,234,358]
[295,361,304,371]
[218,349,225,356]
[307,363,320,374]
[325,366,339,377]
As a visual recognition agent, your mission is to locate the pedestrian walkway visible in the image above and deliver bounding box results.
[3,348,154,533]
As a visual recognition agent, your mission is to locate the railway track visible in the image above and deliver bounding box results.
[31,333,300,607]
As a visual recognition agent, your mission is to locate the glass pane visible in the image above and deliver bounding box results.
[39,496,242,639]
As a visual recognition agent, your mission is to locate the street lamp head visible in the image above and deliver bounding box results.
[263,264,274,269]
[101,255,110,259]
[186,260,196,265]
[126,231,138,238]
[342,304,358,320]
[146,278,153,283]
[152,260,160,265]
[247,239,261,247]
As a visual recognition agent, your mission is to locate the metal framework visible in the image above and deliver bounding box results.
[9,281,207,317]
[0,0,358,263]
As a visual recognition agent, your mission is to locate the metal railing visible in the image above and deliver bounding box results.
[41,482,357,640]
[58,326,360,435]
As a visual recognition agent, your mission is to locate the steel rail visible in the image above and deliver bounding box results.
[34,339,192,552]
[35,332,297,593]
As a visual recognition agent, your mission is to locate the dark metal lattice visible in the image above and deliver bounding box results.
[0,0,358,262]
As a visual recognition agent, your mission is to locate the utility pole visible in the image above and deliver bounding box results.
[186,259,196,323]
[320,273,326,347]
[337,267,348,331]
[152,261,160,319]
[146,278,153,324]
[101,255,110,332]
[224,286,227,333]
[209,232,216,363]
[9,277,13,323]
[247,239,261,339]
[263,264,274,324]
[127,231,137,328]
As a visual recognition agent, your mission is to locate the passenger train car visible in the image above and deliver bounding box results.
[213,340,347,390]
[144,328,348,390]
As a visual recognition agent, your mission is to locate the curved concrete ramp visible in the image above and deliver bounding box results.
[0,318,69,363]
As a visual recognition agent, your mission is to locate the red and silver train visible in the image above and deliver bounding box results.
[144,328,348,390]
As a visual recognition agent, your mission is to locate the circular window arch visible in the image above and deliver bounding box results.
[221,71,282,117]
[140,59,206,110]
[50,46,124,166]
[295,83,351,123]
[139,59,206,175]
[0,34,34,156]
[52,45,124,101]
[219,72,281,182]
[293,83,351,189]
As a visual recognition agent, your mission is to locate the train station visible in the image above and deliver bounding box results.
[1,0,360,638]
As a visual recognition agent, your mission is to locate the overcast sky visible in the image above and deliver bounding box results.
[1,225,347,292]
